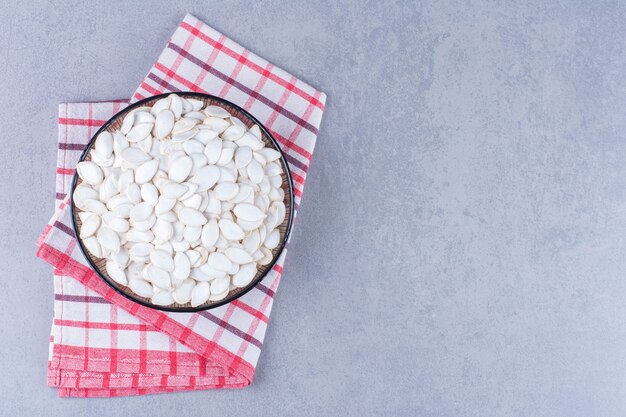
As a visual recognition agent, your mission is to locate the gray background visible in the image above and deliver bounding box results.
[2,0,626,415]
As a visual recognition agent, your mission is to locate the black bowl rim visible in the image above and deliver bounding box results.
[70,92,295,313]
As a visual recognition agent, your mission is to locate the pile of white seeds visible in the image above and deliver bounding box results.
[73,94,287,307]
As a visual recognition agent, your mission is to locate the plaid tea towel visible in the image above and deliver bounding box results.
[37,14,326,397]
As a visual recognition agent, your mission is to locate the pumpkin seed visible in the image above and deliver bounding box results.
[232,263,257,288]
[129,279,153,297]
[150,249,175,272]
[135,159,159,184]
[126,123,153,142]
[152,291,175,306]
[83,236,103,257]
[191,282,211,307]
[106,261,128,285]
[234,203,265,222]
[168,156,192,182]
[76,161,104,185]
[154,109,175,139]
[178,207,207,226]
[79,213,101,239]
[191,165,220,191]
[173,278,195,304]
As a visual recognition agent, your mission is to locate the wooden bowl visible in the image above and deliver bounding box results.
[70,92,294,312]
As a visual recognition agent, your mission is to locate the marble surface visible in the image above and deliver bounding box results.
[2,0,626,415]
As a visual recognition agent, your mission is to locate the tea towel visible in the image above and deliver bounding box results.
[37,13,326,397]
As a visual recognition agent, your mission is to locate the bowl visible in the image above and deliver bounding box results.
[70,92,294,312]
